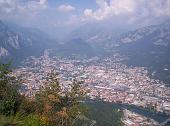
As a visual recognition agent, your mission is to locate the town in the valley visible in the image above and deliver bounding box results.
[12,51,170,126]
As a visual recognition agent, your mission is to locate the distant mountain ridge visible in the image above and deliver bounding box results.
[0,20,21,54]
[0,20,104,61]
[0,20,57,61]
[104,21,170,85]
[110,21,170,48]
[54,38,105,57]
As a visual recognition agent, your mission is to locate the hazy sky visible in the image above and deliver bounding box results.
[0,0,170,37]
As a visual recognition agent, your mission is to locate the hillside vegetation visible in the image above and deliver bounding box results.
[0,63,123,126]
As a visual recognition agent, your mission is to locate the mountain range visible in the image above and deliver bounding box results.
[0,20,100,61]
[0,20,58,62]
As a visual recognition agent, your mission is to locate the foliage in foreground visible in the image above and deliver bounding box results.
[0,63,123,126]
[0,63,88,126]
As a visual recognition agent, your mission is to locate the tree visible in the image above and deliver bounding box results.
[0,65,89,126]
[0,63,21,116]
[34,71,88,126]
[0,63,43,126]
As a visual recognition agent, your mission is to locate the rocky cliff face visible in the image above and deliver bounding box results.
[0,47,8,58]
[0,20,57,60]
[106,21,170,48]
[0,21,20,58]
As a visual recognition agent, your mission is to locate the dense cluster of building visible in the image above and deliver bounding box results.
[12,51,170,125]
